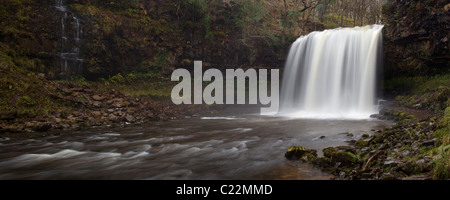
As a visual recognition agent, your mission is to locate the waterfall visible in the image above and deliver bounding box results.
[55,0,83,76]
[279,25,383,119]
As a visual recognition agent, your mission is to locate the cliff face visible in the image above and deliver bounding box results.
[1,0,325,79]
[383,0,450,77]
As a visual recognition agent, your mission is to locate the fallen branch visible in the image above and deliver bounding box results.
[363,150,383,171]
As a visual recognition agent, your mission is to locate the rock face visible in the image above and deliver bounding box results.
[383,0,450,77]
[1,0,327,79]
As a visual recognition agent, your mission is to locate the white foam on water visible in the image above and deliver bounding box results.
[201,116,245,120]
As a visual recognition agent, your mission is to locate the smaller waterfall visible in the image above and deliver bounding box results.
[55,0,83,76]
[55,0,66,12]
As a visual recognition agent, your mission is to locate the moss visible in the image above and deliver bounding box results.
[285,146,318,161]
[431,148,450,180]
[323,147,356,166]
[355,140,369,148]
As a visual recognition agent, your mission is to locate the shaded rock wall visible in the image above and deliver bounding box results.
[383,0,450,77]
[2,0,326,79]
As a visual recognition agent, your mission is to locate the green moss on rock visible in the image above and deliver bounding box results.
[285,146,318,161]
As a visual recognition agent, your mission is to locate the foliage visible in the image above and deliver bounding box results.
[154,48,169,71]
[70,75,88,85]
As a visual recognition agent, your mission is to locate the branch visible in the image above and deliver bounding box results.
[362,150,383,171]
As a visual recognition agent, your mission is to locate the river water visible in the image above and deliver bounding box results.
[0,114,391,180]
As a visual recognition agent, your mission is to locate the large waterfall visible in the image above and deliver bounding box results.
[279,25,383,119]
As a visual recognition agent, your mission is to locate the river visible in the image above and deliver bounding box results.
[0,113,392,180]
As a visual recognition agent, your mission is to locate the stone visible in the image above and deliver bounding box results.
[147,112,154,118]
[383,157,401,167]
[112,102,124,108]
[401,150,411,157]
[415,159,425,165]
[339,171,346,179]
[402,175,432,180]
[32,123,52,132]
[62,124,70,129]
[92,95,105,101]
[92,111,102,117]
[361,147,370,152]
[125,115,135,123]
[420,138,436,146]
[92,101,102,107]
[323,147,355,165]
[285,146,318,161]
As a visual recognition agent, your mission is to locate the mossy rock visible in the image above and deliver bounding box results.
[355,139,369,148]
[285,146,318,161]
[370,135,385,144]
[323,147,355,166]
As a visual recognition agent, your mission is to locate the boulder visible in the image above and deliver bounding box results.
[285,146,318,161]
[322,146,355,165]
[92,95,105,101]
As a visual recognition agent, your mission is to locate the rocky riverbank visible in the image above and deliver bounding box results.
[0,70,218,138]
[286,106,449,180]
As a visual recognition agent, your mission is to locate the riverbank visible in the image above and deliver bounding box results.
[286,75,450,180]
[0,66,223,138]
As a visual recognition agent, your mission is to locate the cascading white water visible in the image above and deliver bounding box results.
[55,0,83,75]
[279,25,383,119]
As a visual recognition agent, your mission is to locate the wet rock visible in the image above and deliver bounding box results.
[147,112,154,118]
[420,138,437,146]
[382,172,401,180]
[285,146,318,161]
[323,147,355,165]
[92,101,102,108]
[92,111,102,117]
[92,95,105,101]
[339,171,346,179]
[108,114,119,122]
[402,175,432,180]
[71,124,81,131]
[370,135,384,144]
[370,114,387,120]
[383,157,401,167]
[33,123,52,132]
[125,115,135,123]
[62,124,70,129]
[400,150,411,157]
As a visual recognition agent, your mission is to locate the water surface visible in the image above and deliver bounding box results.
[0,114,391,179]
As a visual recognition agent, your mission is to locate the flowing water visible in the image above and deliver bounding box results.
[56,0,83,75]
[0,24,388,179]
[280,25,384,119]
[0,114,391,180]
